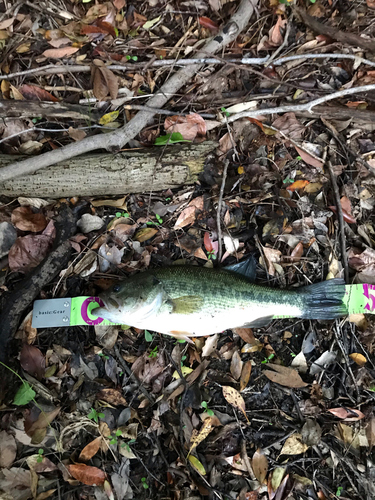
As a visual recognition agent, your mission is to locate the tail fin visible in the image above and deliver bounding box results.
[300,278,347,320]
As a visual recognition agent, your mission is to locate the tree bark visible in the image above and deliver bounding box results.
[0,100,102,122]
[0,141,217,198]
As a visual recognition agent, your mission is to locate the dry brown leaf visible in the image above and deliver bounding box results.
[261,246,281,276]
[20,343,45,380]
[164,113,207,141]
[134,227,158,242]
[328,407,365,421]
[91,196,127,208]
[366,416,375,450]
[174,206,197,229]
[9,220,56,273]
[42,46,79,58]
[11,206,47,232]
[230,350,243,381]
[68,127,86,142]
[0,431,17,468]
[234,327,256,344]
[280,433,309,455]
[269,16,287,46]
[18,85,59,102]
[97,388,127,406]
[222,385,249,423]
[272,112,305,140]
[188,417,215,456]
[295,146,324,169]
[99,66,118,99]
[240,360,252,392]
[263,363,307,388]
[252,448,268,484]
[79,436,102,461]
[25,407,61,439]
[66,464,106,486]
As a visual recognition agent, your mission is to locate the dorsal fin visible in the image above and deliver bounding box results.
[224,255,257,282]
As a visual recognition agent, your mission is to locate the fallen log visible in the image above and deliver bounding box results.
[0,141,217,198]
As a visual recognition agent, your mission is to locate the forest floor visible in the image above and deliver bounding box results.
[1,1,375,499]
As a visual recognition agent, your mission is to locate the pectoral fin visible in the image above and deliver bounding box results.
[168,331,195,344]
[172,296,202,314]
[242,315,274,328]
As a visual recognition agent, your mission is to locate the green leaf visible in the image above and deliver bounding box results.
[145,330,153,342]
[188,455,206,475]
[13,382,35,406]
[143,15,161,30]
[154,132,190,146]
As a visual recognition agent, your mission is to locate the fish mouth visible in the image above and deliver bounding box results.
[98,296,120,311]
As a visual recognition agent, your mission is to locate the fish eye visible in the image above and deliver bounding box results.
[113,285,121,293]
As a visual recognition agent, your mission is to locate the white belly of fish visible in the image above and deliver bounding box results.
[131,302,304,337]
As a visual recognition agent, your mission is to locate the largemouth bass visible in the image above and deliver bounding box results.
[91,262,348,339]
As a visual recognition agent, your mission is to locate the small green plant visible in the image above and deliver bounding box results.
[221,106,230,117]
[37,448,44,463]
[146,214,163,227]
[148,346,158,359]
[261,353,275,364]
[201,401,214,417]
[176,339,186,344]
[207,250,216,260]
[87,408,105,424]
[109,429,123,445]
[141,477,149,489]
[154,132,190,146]
[145,330,153,342]
[336,486,343,497]
[283,177,294,184]
[98,352,109,360]
[165,197,171,201]
[121,438,136,452]
[290,352,296,358]
[0,362,36,406]
[126,55,138,61]
[296,156,302,161]
[115,211,130,218]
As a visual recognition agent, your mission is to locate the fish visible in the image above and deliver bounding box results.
[91,260,348,339]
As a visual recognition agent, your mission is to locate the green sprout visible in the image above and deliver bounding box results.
[221,106,230,117]
[98,352,109,360]
[207,250,216,260]
[115,211,130,218]
[148,346,158,359]
[261,353,275,364]
[121,438,136,452]
[109,429,123,445]
[87,408,105,424]
[37,448,44,463]
[125,55,138,61]
[141,477,149,489]
[336,486,343,497]
[201,401,214,417]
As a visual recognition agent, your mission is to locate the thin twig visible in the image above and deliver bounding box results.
[226,84,375,124]
[3,52,375,81]
[113,344,155,404]
[266,16,293,66]
[217,159,229,263]
[326,160,349,283]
